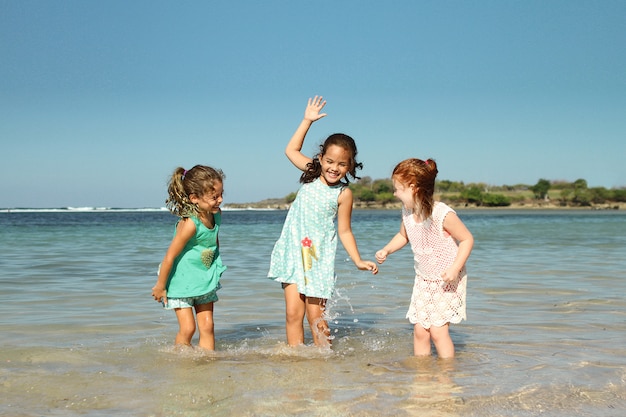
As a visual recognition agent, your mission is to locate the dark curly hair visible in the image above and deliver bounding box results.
[300,133,363,184]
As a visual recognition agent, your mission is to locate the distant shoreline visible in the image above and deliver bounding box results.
[225,200,625,211]
[2,201,623,214]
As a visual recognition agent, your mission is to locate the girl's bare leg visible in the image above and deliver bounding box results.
[430,323,455,358]
[306,297,330,347]
[283,283,306,346]
[413,324,432,356]
[174,307,197,346]
[195,302,215,350]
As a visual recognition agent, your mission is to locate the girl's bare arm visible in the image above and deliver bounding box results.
[151,218,196,304]
[285,96,327,171]
[441,212,474,282]
[337,188,378,274]
[375,222,409,263]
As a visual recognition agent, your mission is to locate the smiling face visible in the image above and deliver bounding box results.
[190,181,224,214]
[392,177,416,209]
[318,144,351,186]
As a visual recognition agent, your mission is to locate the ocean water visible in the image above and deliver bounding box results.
[0,208,625,417]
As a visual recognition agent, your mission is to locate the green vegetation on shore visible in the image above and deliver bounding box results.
[229,178,626,210]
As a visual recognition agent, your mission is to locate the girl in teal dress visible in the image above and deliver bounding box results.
[152,165,227,351]
[268,96,378,347]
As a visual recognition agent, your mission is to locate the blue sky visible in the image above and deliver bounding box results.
[2,0,625,208]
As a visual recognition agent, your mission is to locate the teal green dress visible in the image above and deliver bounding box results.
[166,212,227,298]
[268,178,344,299]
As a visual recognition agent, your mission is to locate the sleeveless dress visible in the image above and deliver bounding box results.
[403,202,467,328]
[166,212,227,299]
[267,178,344,299]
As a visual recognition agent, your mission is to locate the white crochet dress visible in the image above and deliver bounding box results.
[403,202,467,328]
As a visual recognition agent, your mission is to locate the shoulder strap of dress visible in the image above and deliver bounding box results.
[432,202,454,226]
[185,215,202,228]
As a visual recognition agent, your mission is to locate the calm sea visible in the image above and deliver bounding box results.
[1,208,625,417]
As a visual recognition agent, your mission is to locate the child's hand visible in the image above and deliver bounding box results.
[151,286,167,305]
[356,260,379,274]
[304,95,327,122]
[441,267,460,283]
[375,249,388,264]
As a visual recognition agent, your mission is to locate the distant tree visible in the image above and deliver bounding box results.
[499,184,527,191]
[467,182,490,192]
[436,180,465,192]
[559,188,572,206]
[573,178,588,190]
[285,192,297,204]
[460,186,483,205]
[358,189,376,203]
[574,192,592,206]
[375,192,396,206]
[358,176,373,188]
[442,194,465,205]
[610,188,626,202]
[481,193,511,207]
[530,179,551,200]
[437,180,453,192]
[572,178,590,206]
[372,179,393,194]
[550,180,571,190]
[349,183,363,198]
[589,187,609,204]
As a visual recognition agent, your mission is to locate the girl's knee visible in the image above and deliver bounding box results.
[414,325,430,340]
[429,324,450,342]
[197,319,214,334]
[177,325,196,343]
[430,333,448,345]
[412,326,432,356]
[285,307,305,325]
[179,319,197,334]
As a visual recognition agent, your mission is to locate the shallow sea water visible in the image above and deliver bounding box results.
[1,209,625,416]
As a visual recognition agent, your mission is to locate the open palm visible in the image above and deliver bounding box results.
[304,95,327,121]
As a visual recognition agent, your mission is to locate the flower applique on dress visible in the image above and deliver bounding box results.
[301,237,318,284]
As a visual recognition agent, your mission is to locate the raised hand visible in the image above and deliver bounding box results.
[304,95,327,122]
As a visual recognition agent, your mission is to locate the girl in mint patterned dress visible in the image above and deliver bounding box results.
[268,96,378,347]
[152,165,227,351]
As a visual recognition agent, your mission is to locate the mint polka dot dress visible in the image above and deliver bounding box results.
[268,178,344,299]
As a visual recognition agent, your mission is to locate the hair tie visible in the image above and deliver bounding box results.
[182,170,188,180]
[424,160,429,166]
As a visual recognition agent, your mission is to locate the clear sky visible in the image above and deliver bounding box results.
[2,0,625,208]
